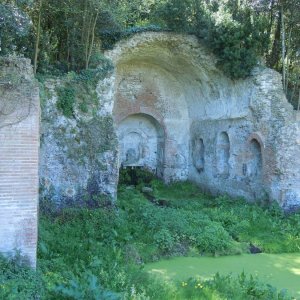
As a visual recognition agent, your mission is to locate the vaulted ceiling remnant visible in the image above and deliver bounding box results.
[107,32,300,209]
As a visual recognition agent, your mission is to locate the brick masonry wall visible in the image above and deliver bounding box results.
[0,58,39,267]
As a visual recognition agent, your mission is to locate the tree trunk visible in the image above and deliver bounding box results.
[267,9,281,68]
[86,12,99,70]
[33,0,42,75]
[84,14,92,69]
[284,27,292,93]
[267,0,275,40]
[67,27,70,72]
[281,6,286,90]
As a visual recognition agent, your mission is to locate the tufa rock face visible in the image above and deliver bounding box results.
[39,75,118,207]
[40,32,300,210]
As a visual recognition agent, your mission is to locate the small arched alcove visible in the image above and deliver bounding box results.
[117,113,165,177]
[192,138,205,173]
[216,132,230,177]
[248,139,263,180]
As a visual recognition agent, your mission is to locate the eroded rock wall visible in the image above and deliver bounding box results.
[40,31,300,209]
[107,32,300,209]
[39,69,118,207]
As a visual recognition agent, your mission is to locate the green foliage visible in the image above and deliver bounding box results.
[154,229,176,252]
[177,273,291,300]
[0,3,32,56]
[53,57,113,118]
[54,271,120,300]
[207,8,269,79]
[0,253,43,300]
[56,85,75,117]
[100,24,163,50]
[119,167,156,186]
[153,0,196,32]
[2,0,300,102]
[2,181,300,298]
[154,1,270,79]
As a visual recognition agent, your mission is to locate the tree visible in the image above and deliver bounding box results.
[0,2,32,56]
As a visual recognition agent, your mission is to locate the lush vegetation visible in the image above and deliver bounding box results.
[145,254,300,297]
[2,178,300,299]
[1,0,300,106]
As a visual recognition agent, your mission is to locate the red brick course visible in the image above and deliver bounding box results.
[0,72,39,268]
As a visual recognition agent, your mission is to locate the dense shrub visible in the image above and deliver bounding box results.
[177,273,291,300]
[0,3,32,56]
[119,167,156,186]
[56,85,75,117]
[0,254,43,300]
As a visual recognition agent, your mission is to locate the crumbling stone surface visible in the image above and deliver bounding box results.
[40,32,300,209]
[108,32,300,208]
[39,78,118,206]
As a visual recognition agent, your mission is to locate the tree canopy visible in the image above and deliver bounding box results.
[0,0,299,107]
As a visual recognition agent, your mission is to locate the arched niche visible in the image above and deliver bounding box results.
[248,138,263,180]
[117,113,165,177]
[192,138,205,173]
[216,132,230,177]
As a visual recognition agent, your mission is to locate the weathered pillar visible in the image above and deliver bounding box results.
[0,57,39,267]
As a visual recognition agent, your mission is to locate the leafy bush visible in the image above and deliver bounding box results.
[56,85,75,117]
[153,1,269,79]
[196,222,233,254]
[178,273,291,300]
[207,9,269,79]
[0,253,43,300]
[100,25,163,50]
[154,229,176,253]
[0,3,31,56]
[54,271,120,300]
[119,167,156,186]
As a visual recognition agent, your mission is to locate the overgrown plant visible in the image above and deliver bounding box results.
[55,57,113,118]
[2,180,300,299]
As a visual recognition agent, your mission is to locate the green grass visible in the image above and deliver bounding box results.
[2,180,300,299]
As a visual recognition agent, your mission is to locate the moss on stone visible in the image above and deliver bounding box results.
[54,58,114,118]
[70,115,117,164]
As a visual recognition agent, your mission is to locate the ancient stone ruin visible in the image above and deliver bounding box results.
[0,57,40,267]
[1,32,300,265]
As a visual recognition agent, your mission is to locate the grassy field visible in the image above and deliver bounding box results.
[2,179,300,299]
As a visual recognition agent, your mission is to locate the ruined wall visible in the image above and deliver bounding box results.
[40,32,300,210]
[107,32,300,209]
[2,32,298,270]
[113,63,190,181]
[0,57,39,267]
[39,65,119,206]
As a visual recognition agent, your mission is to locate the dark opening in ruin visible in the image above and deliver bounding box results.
[248,139,262,180]
[117,113,165,177]
[192,137,205,173]
[118,166,157,186]
[216,132,230,177]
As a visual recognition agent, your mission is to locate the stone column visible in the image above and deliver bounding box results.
[0,58,39,267]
